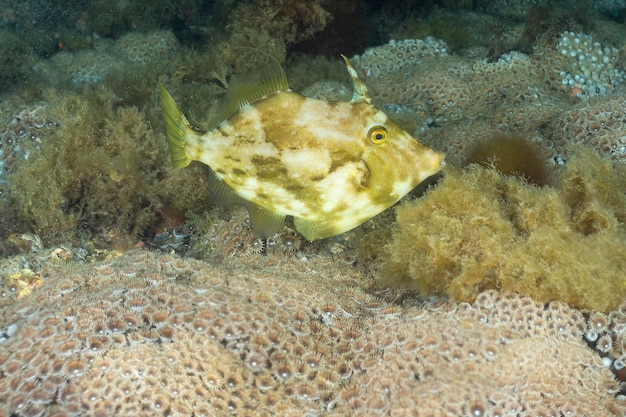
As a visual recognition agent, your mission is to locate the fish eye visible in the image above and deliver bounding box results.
[368,125,388,145]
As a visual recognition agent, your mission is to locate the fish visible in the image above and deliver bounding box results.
[159,55,444,241]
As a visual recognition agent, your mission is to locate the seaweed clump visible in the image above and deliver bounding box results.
[218,0,331,74]
[379,147,626,312]
[7,87,210,250]
[463,133,551,187]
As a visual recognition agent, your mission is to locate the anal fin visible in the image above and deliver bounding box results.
[207,169,285,239]
[244,202,285,239]
[207,168,244,207]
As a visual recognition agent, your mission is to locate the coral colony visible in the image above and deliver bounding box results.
[1,251,626,416]
[557,31,625,99]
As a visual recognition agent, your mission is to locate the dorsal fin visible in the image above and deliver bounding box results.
[341,54,372,104]
[211,49,289,126]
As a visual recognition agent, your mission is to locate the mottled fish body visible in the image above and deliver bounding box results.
[160,56,444,241]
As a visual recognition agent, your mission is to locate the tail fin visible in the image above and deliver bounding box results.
[159,83,192,169]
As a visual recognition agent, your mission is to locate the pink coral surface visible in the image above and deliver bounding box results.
[0,249,624,416]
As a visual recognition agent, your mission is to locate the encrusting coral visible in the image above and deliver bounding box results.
[380,147,626,312]
[0,249,625,416]
[547,94,626,163]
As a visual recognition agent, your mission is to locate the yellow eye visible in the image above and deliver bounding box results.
[368,125,388,144]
